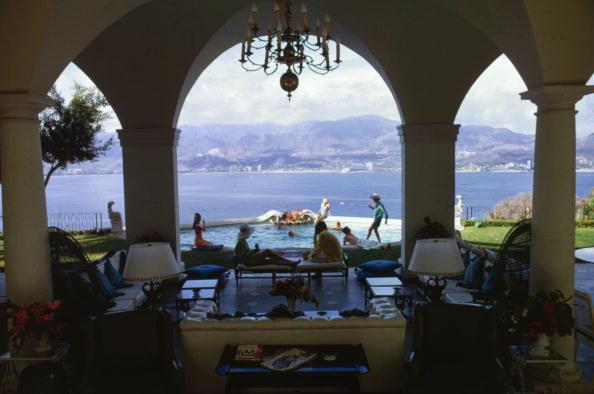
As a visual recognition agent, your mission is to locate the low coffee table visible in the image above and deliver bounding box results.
[216,344,369,393]
[176,288,217,312]
[364,277,402,306]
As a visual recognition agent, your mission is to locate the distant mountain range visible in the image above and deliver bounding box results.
[62,115,594,174]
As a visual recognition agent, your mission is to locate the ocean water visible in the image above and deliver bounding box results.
[1,171,593,233]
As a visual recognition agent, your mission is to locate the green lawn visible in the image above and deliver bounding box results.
[460,226,594,251]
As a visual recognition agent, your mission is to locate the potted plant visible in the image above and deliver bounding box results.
[524,290,574,356]
[269,277,319,313]
[8,301,64,354]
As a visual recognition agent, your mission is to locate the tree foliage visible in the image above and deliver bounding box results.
[40,84,113,186]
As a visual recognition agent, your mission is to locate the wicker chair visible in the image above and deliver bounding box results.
[472,219,531,303]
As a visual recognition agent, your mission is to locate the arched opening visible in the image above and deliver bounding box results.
[454,55,594,228]
[175,42,402,250]
[28,63,124,233]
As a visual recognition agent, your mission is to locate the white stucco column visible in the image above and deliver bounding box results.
[399,124,459,271]
[0,94,53,303]
[521,85,594,367]
[118,128,181,260]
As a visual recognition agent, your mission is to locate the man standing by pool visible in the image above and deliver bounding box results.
[367,193,388,242]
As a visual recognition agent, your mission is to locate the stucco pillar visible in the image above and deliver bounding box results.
[0,94,53,303]
[521,85,594,368]
[118,128,181,261]
[399,124,459,271]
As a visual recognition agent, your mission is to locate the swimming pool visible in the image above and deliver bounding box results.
[180,217,402,250]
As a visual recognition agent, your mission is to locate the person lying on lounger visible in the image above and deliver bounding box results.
[234,224,299,267]
[342,226,391,250]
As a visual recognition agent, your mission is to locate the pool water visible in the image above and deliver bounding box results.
[180,220,401,250]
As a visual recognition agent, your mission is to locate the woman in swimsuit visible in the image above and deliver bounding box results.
[193,212,213,248]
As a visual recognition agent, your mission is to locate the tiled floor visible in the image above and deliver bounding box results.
[218,271,367,314]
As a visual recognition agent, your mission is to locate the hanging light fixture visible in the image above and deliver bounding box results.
[239,1,342,100]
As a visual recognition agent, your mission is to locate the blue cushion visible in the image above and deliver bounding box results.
[184,265,228,280]
[461,255,485,289]
[104,260,133,289]
[462,251,471,268]
[481,262,504,294]
[91,269,124,300]
[357,260,400,274]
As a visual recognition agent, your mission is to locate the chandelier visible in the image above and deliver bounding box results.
[239,1,342,100]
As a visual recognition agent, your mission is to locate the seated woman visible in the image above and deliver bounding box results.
[304,221,343,263]
[192,212,213,248]
[234,224,298,267]
[342,226,390,250]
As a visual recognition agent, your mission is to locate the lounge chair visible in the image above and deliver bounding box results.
[233,252,349,286]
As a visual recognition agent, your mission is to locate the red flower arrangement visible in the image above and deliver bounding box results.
[525,290,574,339]
[269,278,319,307]
[8,301,64,352]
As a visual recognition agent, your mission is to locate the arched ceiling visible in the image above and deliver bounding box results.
[0,0,149,94]
[2,1,593,128]
[74,0,504,128]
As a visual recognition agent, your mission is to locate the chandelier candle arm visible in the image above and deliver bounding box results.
[301,3,308,31]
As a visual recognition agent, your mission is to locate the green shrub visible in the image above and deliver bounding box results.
[462,220,517,227]
[463,219,594,228]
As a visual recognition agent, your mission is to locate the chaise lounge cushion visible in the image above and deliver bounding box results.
[296,261,346,271]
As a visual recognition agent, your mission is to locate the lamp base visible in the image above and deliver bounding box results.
[425,276,447,302]
[141,280,162,308]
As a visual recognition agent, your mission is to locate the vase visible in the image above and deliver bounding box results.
[530,333,551,357]
[286,297,296,313]
[34,334,52,354]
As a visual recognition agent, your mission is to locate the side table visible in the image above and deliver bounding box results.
[0,343,70,393]
[364,277,402,306]
[182,279,220,304]
[510,345,568,394]
[176,288,217,312]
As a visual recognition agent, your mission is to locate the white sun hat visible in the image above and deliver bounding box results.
[237,224,255,239]
[369,193,381,199]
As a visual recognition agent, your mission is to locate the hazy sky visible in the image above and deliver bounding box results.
[56,44,593,137]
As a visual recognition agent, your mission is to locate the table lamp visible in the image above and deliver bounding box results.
[408,238,464,302]
[123,242,181,307]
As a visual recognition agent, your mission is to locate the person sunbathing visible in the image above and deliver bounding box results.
[192,212,213,248]
[342,226,391,250]
[303,221,343,263]
[234,224,299,267]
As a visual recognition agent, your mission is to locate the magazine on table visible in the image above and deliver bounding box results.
[260,347,317,372]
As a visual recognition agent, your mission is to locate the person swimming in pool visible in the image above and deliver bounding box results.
[192,212,214,248]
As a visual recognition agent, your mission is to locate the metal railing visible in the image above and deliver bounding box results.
[0,212,104,233]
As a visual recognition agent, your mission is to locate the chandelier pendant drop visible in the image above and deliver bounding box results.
[239,1,342,100]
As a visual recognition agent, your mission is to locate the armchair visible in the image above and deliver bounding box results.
[85,309,182,394]
[405,303,508,394]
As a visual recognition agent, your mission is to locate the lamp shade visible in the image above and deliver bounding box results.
[408,238,464,276]
[123,242,181,281]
